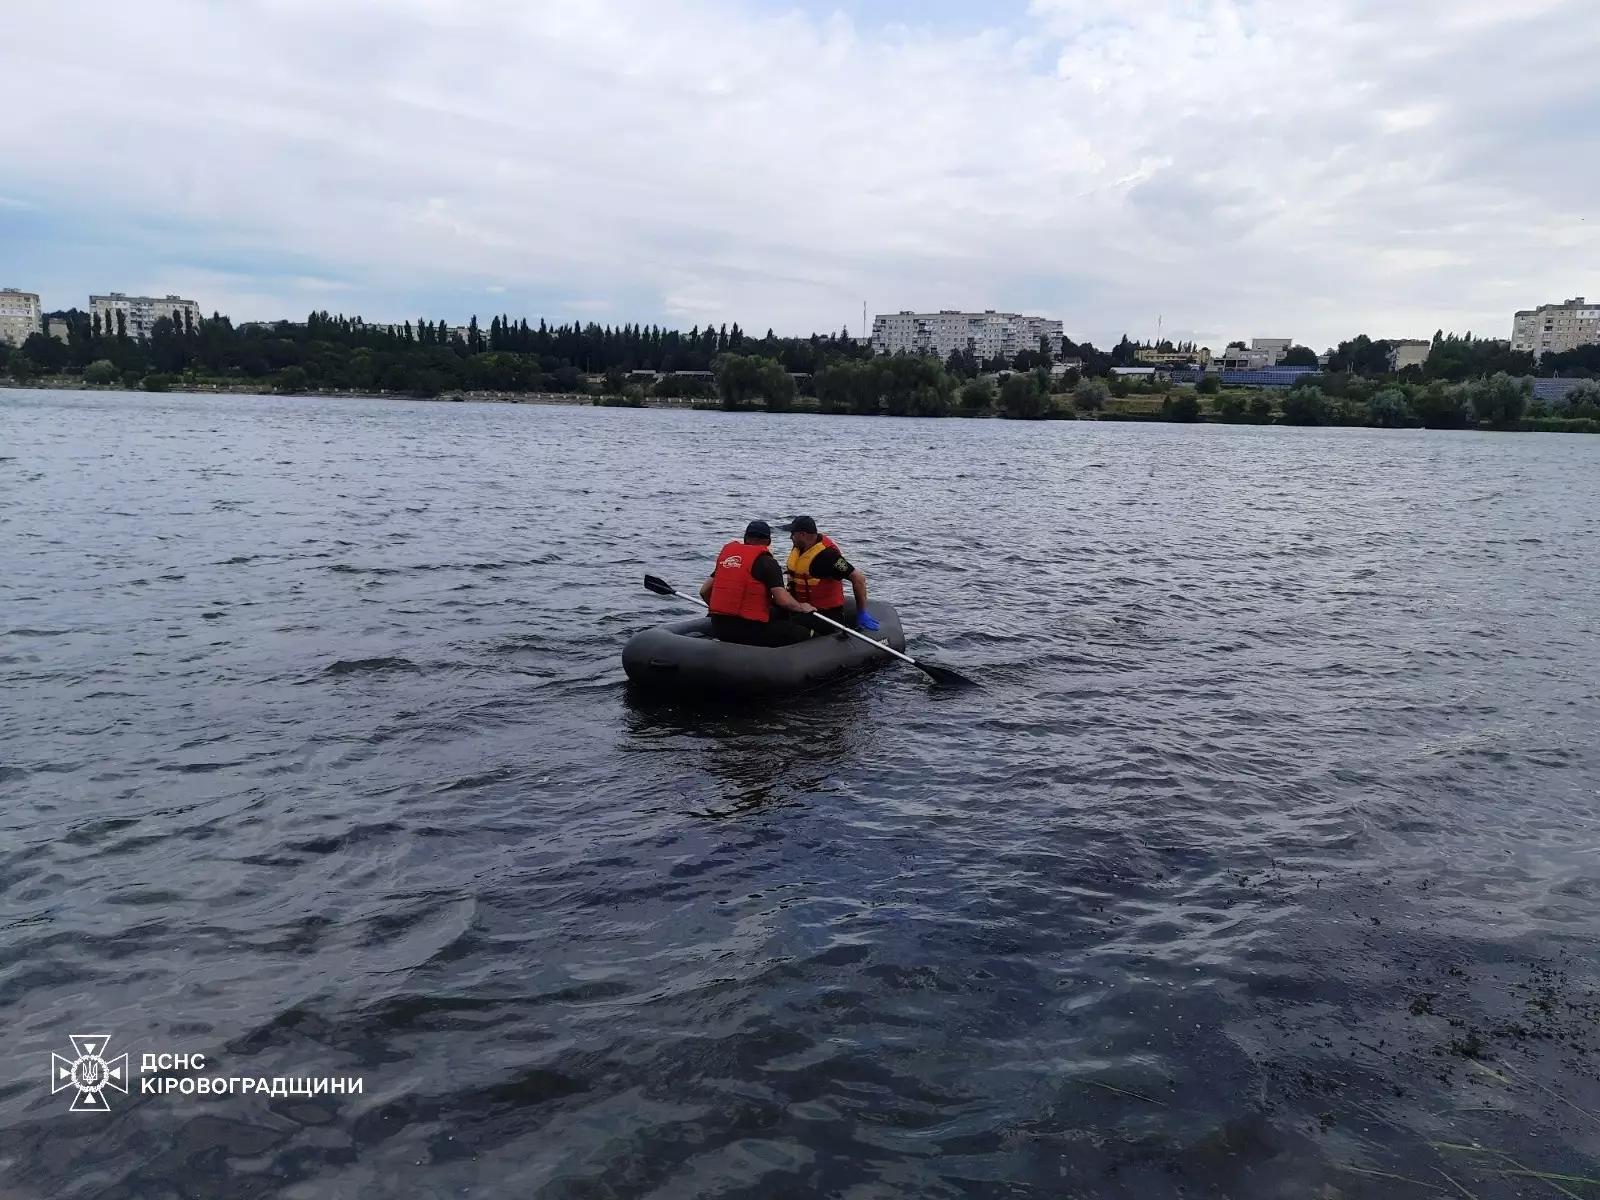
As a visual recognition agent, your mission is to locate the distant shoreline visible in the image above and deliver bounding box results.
[0,378,597,407]
[3,378,1597,434]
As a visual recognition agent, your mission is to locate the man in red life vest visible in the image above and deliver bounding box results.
[779,516,880,632]
[698,520,818,646]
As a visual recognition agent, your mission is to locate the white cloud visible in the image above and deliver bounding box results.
[291,275,355,293]
[1,0,1597,349]
[1379,105,1440,134]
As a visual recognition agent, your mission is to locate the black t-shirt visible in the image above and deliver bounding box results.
[748,551,784,590]
[798,545,854,581]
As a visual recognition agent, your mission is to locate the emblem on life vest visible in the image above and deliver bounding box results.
[721,555,743,568]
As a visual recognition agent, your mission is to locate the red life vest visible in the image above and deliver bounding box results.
[787,534,845,609]
[708,540,773,622]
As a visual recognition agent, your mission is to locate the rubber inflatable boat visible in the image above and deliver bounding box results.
[623,600,906,697]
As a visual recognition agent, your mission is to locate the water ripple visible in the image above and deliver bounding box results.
[2,390,1599,1197]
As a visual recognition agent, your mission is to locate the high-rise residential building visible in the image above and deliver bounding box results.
[0,288,43,347]
[91,293,203,341]
[47,318,71,343]
[870,310,1065,361]
[1511,296,1600,358]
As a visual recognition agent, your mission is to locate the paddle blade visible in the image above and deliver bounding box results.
[643,574,677,597]
[916,661,977,688]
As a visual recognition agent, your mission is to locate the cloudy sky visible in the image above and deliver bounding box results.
[2,0,1596,351]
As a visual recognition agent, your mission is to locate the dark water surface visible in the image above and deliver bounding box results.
[4,388,1600,1198]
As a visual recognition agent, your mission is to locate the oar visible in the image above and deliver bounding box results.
[643,574,975,688]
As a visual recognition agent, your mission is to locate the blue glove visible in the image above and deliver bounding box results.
[857,609,881,632]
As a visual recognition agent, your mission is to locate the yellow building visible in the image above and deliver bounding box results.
[1135,345,1211,366]
[1387,340,1431,371]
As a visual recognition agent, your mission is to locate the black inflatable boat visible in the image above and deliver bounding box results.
[623,600,907,697]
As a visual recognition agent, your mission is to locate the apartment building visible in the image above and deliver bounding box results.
[871,310,1065,361]
[1511,297,1600,358]
[0,288,42,347]
[91,293,204,340]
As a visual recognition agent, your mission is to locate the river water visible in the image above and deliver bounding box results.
[3,387,1599,1198]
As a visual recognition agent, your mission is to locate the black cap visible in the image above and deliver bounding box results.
[743,519,772,540]
[780,515,818,534]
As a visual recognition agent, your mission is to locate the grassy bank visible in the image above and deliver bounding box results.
[9,375,1599,436]
[0,376,596,406]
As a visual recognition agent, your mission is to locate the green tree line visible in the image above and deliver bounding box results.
[0,309,873,397]
[715,352,1085,420]
[1275,372,1600,429]
[709,350,1600,432]
[3,306,1595,405]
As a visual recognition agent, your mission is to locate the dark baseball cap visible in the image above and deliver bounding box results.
[743,519,773,540]
[779,515,818,534]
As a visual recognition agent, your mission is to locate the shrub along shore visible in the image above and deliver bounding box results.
[10,367,1594,434]
[706,355,1598,431]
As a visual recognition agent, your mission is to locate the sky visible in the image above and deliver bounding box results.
[2,0,1597,352]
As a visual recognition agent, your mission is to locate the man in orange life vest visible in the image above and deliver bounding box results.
[779,516,880,633]
[698,520,819,646]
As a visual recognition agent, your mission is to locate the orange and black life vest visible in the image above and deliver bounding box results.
[708,540,773,622]
[786,534,845,609]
